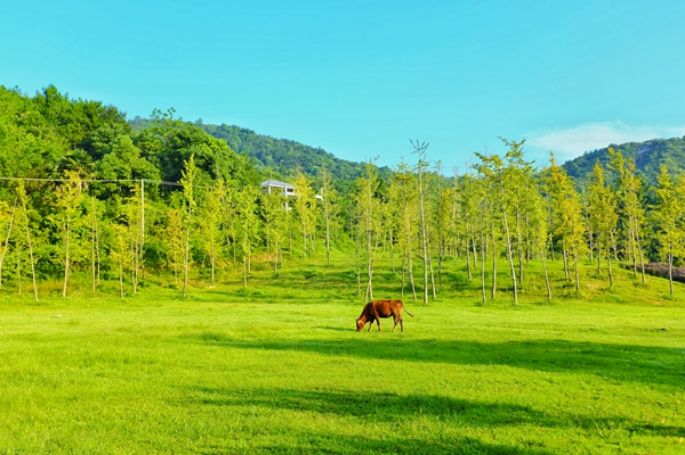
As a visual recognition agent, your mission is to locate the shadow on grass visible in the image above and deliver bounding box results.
[193,334,685,388]
[200,433,553,454]
[191,388,554,454]
[188,387,683,453]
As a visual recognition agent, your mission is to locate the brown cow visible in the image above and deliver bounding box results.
[356,299,413,332]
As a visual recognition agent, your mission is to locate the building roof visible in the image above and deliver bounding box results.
[260,179,295,190]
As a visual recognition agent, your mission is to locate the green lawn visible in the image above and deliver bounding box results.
[1,259,684,454]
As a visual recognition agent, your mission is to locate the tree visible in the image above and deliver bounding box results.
[389,162,418,300]
[110,223,129,298]
[293,170,316,257]
[608,148,647,284]
[180,154,198,298]
[199,181,224,284]
[85,194,102,292]
[356,162,380,302]
[528,178,552,300]
[412,140,431,304]
[262,185,287,272]
[319,165,337,266]
[543,155,585,293]
[586,161,618,288]
[16,182,38,301]
[164,206,185,286]
[474,153,505,301]
[56,170,85,298]
[125,181,145,293]
[235,187,259,287]
[0,199,15,289]
[653,166,683,295]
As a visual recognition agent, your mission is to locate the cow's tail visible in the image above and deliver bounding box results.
[401,300,414,317]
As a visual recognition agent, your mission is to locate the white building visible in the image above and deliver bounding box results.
[260,179,296,197]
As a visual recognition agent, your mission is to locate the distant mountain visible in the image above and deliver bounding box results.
[563,136,685,184]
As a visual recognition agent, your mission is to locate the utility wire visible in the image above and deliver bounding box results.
[0,177,182,186]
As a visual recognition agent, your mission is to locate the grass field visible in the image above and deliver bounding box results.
[1,258,684,454]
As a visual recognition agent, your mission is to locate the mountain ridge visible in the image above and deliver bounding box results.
[562,136,685,183]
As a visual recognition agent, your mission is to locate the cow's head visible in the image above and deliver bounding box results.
[356,317,365,331]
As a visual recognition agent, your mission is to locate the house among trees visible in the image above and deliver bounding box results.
[260,179,324,201]
[260,179,296,197]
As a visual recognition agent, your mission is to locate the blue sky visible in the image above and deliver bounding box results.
[2,0,685,170]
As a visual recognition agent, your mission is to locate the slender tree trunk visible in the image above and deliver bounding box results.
[635,222,646,285]
[390,231,396,274]
[630,226,638,275]
[140,179,145,282]
[562,240,569,280]
[503,211,518,305]
[491,227,497,300]
[668,250,674,296]
[515,207,524,289]
[418,162,429,305]
[91,224,97,292]
[429,256,437,300]
[183,227,190,298]
[22,209,38,302]
[466,237,472,281]
[365,229,373,302]
[472,234,479,269]
[132,241,139,294]
[438,244,444,289]
[287,231,292,259]
[607,232,615,289]
[325,212,331,267]
[480,232,487,304]
[355,232,361,296]
[63,222,70,298]
[408,252,417,301]
[0,203,16,288]
[16,252,21,296]
[119,264,124,299]
[401,257,406,297]
[518,243,524,290]
[573,247,580,293]
[302,224,307,258]
[542,252,552,301]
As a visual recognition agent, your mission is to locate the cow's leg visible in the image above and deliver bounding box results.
[400,316,404,332]
[371,309,382,332]
[392,317,397,332]
[368,320,372,332]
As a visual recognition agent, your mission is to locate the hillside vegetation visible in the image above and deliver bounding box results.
[200,122,394,190]
[563,136,685,184]
[3,85,685,306]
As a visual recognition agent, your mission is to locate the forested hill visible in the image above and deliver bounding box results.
[130,118,392,186]
[200,123,393,183]
[563,136,685,183]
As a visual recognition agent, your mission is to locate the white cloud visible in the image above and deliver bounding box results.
[527,121,685,161]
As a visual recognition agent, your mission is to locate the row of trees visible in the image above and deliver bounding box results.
[353,140,685,304]
[2,140,684,302]
[2,85,684,302]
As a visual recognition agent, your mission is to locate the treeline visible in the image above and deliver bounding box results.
[1,85,684,302]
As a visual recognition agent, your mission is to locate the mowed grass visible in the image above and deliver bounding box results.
[1,258,684,454]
